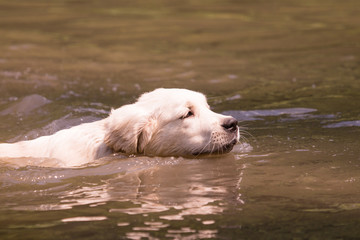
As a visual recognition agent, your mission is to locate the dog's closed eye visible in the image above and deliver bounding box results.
[180,110,194,119]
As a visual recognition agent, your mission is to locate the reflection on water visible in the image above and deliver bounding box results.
[0,94,51,117]
[1,0,360,239]
[324,120,360,128]
[224,108,317,121]
[0,155,245,239]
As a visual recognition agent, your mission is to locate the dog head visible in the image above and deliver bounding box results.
[104,88,239,157]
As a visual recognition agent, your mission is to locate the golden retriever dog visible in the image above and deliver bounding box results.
[0,88,240,167]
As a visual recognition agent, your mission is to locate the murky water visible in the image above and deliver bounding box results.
[1,0,360,239]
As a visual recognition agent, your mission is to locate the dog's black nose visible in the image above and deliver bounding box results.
[222,117,238,132]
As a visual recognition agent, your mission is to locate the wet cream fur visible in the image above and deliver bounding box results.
[0,88,239,167]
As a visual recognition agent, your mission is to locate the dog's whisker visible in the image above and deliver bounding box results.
[212,143,217,154]
[194,140,212,158]
[239,128,255,141]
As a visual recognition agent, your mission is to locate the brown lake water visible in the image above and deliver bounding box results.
[1,0,360,239]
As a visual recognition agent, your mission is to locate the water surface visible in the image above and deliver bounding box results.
[1,0,360,239]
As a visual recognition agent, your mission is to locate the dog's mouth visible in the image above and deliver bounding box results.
[192,135,239,156]
[213,137,238,154]
[222,138,238,151]
[217,127,240,154]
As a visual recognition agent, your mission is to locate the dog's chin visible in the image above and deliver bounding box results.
[192,138,238,156]
[213,138,238,154]
[220,139,238,153]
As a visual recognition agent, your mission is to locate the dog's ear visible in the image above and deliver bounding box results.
[137,117,158,154]
[104,104,156,154]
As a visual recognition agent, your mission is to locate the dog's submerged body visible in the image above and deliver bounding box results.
[0,88,240,167]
